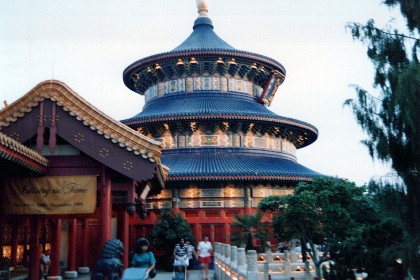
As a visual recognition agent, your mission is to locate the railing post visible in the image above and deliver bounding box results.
[231,246,238,266]
[247,250,259,279]
[230,246,238,279]
[220,242,226,280]
[224,244,231,280]
[214,242,219,280]
[265,241,273,263]
[238,247,246,270]
[304,260,312,280]
[264,261,269,280]
[291,249,297,263]
[284,250,291,275]
[226,244,231,262]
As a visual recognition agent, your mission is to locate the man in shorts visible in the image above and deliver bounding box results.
[197,237,212,280]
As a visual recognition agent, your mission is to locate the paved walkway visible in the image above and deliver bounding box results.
[9,268,214,280]
[76,269,214,280]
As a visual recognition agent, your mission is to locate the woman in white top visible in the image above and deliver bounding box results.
[173,237,189,277]
[197,237,213,280]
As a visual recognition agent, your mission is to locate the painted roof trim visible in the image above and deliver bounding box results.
[0,80,165,165]
[0,132,48,173]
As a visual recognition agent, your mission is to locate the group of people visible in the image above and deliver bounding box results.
[39,237,212,280]
[172,236,212,280]
[130,236,213,280]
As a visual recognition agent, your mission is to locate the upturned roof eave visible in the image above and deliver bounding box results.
[123,49,286,90]
[122,114,318,148]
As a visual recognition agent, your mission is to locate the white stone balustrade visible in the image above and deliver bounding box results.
[213,242,319,280]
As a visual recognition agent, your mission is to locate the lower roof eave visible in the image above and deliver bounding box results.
[166,175,319,182]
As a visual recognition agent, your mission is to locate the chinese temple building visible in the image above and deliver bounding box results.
[122,0,320,243]
[0,81,167,279]
[1,1,321,278]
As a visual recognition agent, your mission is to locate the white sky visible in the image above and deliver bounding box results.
[0,0,407,185]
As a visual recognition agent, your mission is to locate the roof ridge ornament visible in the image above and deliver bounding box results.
[196,0,209,18]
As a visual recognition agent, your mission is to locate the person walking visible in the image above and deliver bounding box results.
[173,237,189,279]
[185,238,198,280]
[197,237,212,280]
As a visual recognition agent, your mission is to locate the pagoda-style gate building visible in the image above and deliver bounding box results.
[0,81,167,279]
[122,1,320,244]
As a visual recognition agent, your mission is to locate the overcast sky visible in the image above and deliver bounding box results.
[1,0,408,185]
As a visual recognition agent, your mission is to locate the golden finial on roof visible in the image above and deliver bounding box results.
[196,0,209,18]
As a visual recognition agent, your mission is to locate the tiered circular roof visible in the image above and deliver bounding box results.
[162,148,321,182]
[122,1,321,182]
[123,14,285,98]
[122,92,318,148]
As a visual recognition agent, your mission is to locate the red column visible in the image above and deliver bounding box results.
[11,221,18,267]
[197,210,204,241]
[225,223,231,244]
[67,219,77,271]
[100,166,112,247]
[194,222,199,242]
[23,219,30,268]
[28,217,41,280]
[80,219,89,267]
[50,219,62,276]
[118,207,129,268]
[0,216,4,258]
[129,224,136,249]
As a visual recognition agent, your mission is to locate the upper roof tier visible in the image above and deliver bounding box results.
[173,17,235,51]
[123,1,286,106]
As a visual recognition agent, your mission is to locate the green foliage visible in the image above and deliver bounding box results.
[259,177,378,278]
[230,211,269,251]
[346,0,420,276]
[322,263,356,280]
[383,0,420,32]
[367,179,408,223]
[362,218,405,278]
[149,210,194,257]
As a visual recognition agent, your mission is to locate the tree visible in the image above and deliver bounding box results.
[367,179,408,225]
[259,177,378,279]
[149,210,194,262]
[230,211,269,251]
[345,0,420,276]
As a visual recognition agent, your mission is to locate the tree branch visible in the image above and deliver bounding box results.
[372,26,420,42]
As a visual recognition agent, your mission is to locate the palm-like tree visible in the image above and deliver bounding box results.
[230,211,269,251]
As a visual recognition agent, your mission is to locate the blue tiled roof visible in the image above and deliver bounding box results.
[122,16,286,94]
[162,148,322,182]
[173,17,235,51]
[121,92,318,144]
